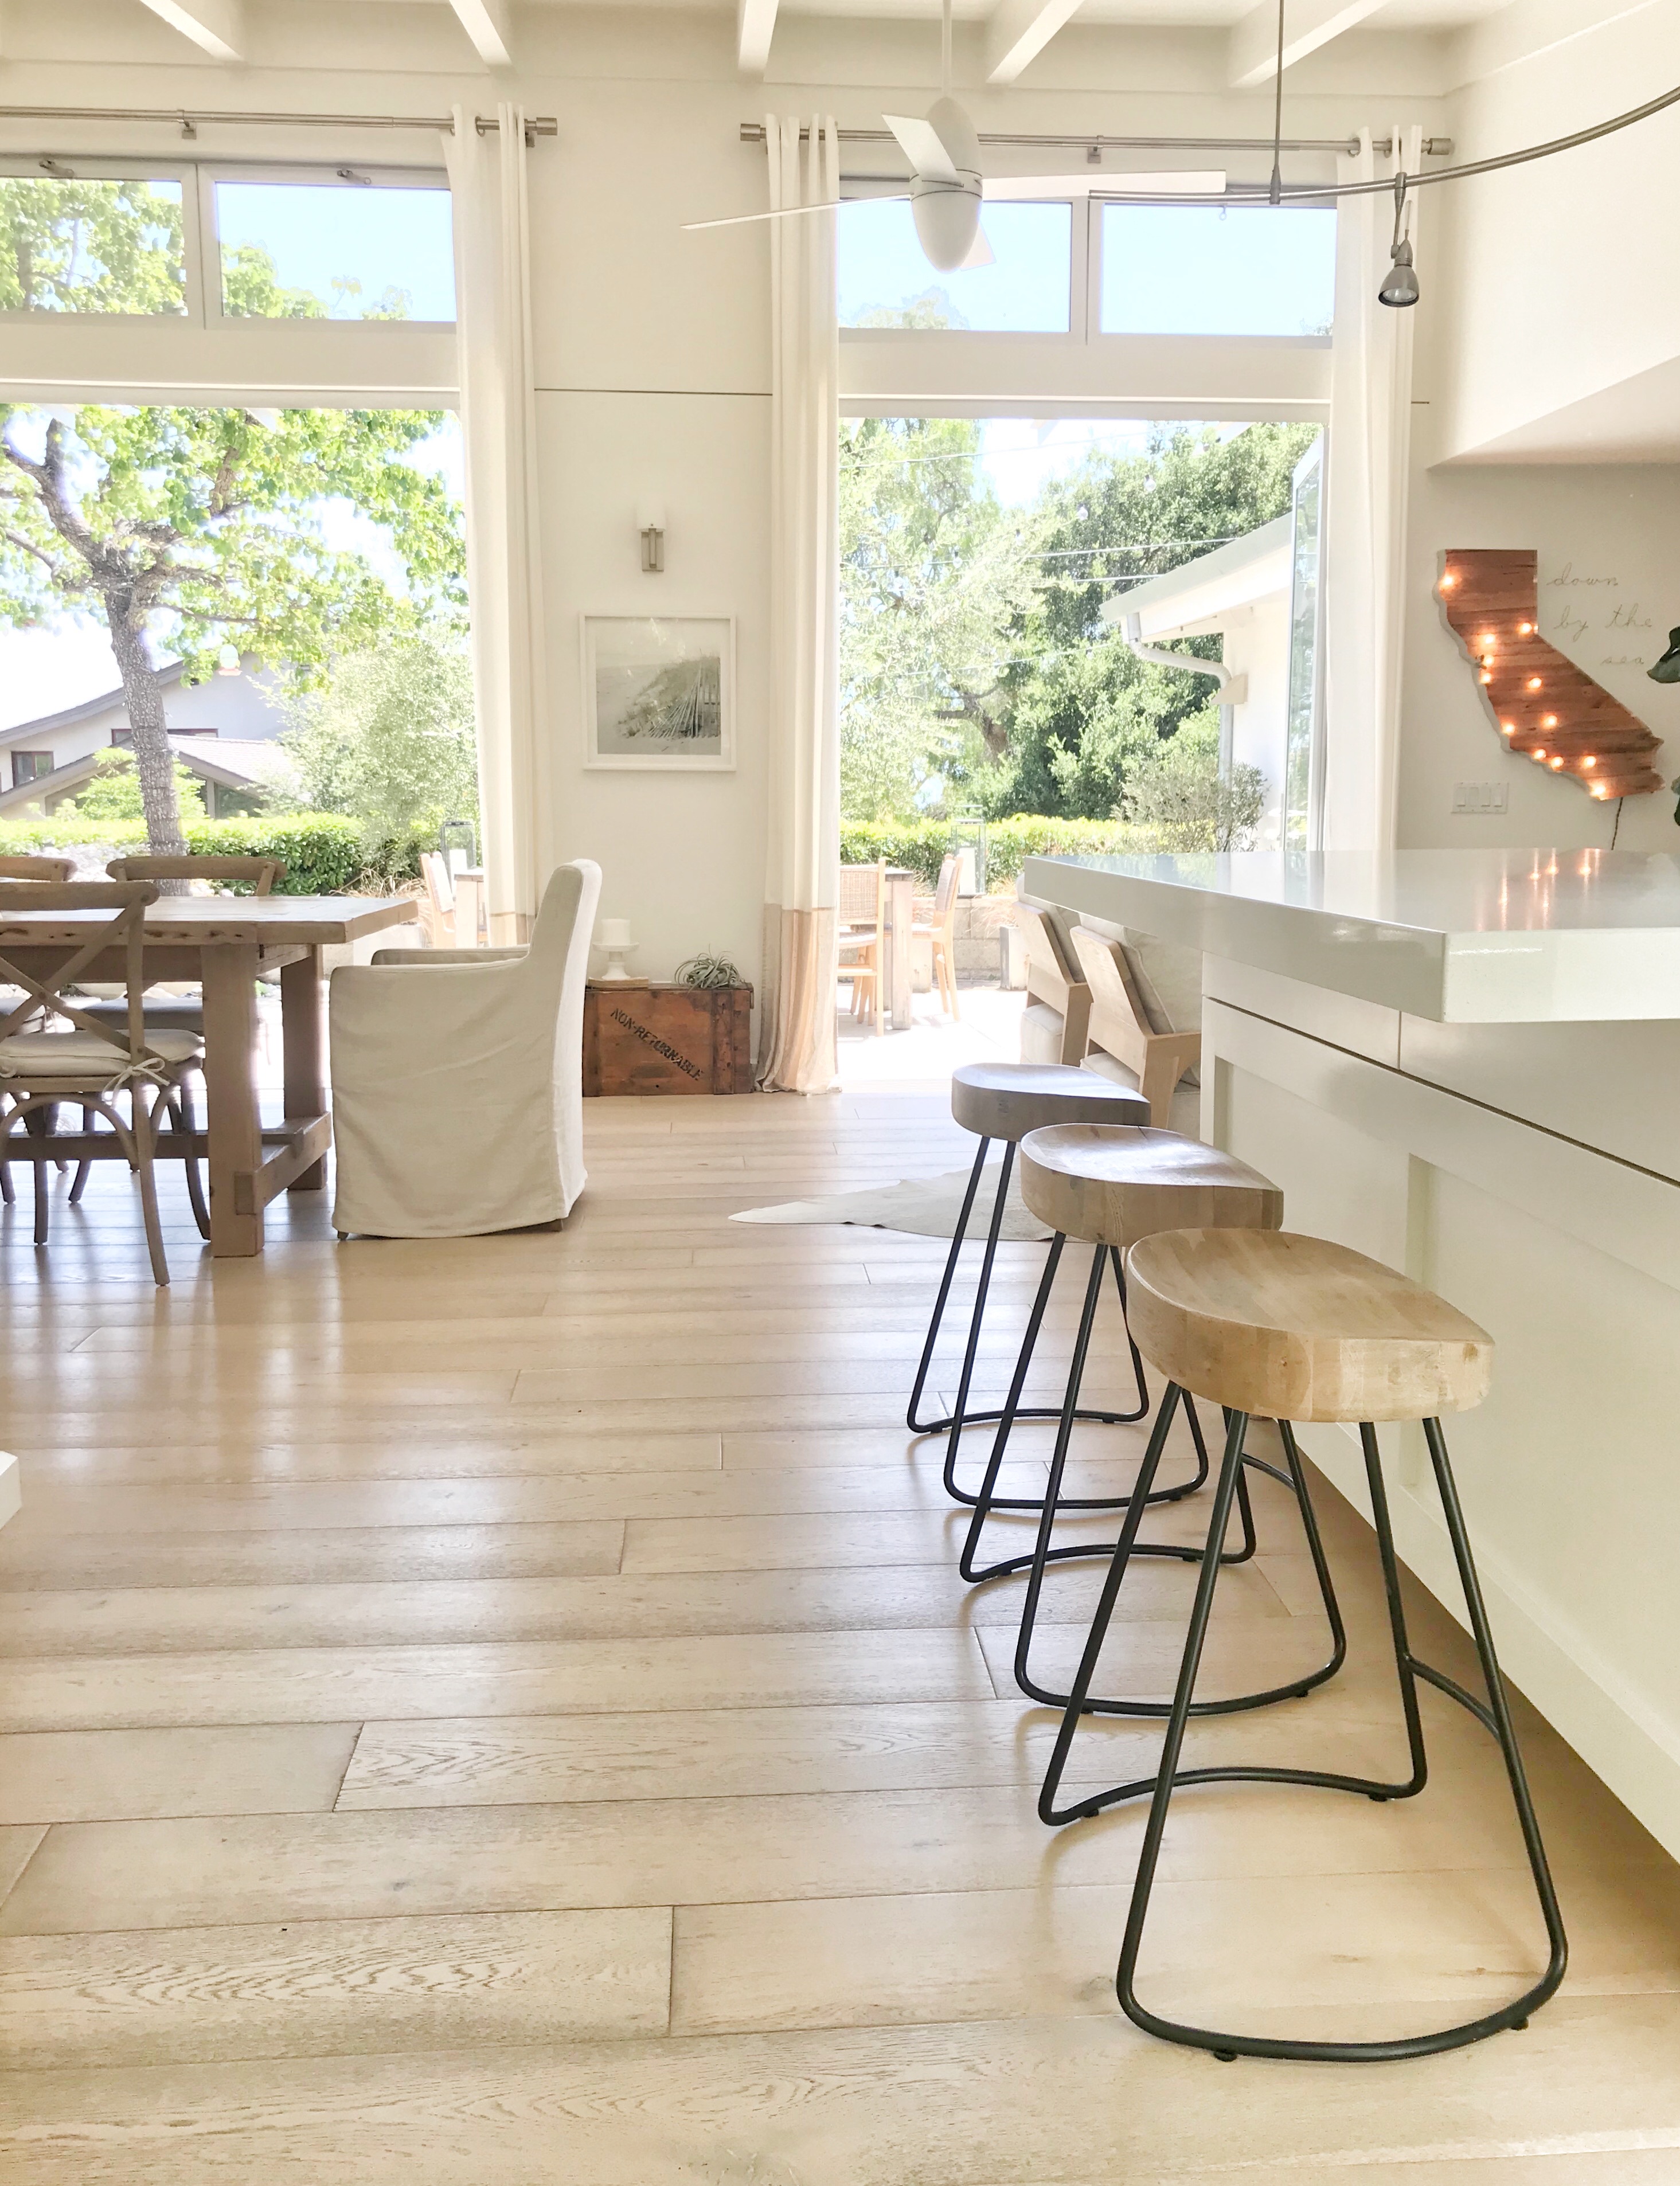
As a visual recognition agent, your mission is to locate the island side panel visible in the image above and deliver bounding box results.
[1202,972,1680,1868]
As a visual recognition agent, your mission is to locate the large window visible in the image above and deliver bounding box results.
[839,201,1072,332]
[0,161,455,326]
[1100,205,1335,337]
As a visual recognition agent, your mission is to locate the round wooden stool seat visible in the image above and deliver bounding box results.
[950,1062,1147,1143]
[1019,1125,1282,1249]
[1126,1229,1493,1425]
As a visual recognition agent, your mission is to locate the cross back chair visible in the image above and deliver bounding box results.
[60,854,287,1211]
[0,881,207,1284]
[0,856,76,881]
[837,858,886,1031]
[107,854,286,895]
[914,854,961,1020]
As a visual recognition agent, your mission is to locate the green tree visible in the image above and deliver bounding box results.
[992,423,1318,818]
[58,745,205,823]
[0,177,185,314]
[282,635,478,867]
[0,405,464,856]
[839,416,1034,818]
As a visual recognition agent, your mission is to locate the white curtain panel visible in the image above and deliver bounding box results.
[444,104,548,941]
[759,114,842,1096]
[1322,123,1423,857]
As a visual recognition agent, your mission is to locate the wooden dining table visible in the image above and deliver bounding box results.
[0,893,414,1258]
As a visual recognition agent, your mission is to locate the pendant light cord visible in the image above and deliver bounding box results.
[941,0,952,100]
[1269,0,1286,204]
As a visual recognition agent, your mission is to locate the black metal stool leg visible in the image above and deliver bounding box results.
[907,1137,991,1434]
[1103,1413,1566,2063]
[912,1150,1155,1469]
[940,1139,1018,1500]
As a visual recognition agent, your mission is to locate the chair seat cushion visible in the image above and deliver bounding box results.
[0,1029,201,1078]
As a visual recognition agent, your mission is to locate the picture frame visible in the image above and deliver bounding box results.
[581,614,736,772]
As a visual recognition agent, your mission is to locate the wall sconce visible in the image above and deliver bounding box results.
[637,500,666,575]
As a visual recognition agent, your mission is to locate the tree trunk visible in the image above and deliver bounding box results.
[102,603,187,858]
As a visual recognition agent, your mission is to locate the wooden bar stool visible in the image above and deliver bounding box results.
[907,1063,1150,1512]
[1040,1227,1567,2064]
[967,1124,1345,1720]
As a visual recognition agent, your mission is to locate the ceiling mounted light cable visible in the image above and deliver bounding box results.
[1378,170,1420,307]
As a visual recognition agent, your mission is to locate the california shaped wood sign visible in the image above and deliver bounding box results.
[1437,550,1664,800]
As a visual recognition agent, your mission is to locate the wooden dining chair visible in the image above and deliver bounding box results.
[0,881,206,1282]
[107,854,286,895]
[61,855,286,1210]
[837,859,886,1031]
[913,854,962,1021]
[417,852,458,949]
[0,856,76,881]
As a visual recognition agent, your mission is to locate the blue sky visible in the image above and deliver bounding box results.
[216,183,456,320]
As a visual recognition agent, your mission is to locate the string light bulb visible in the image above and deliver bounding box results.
[1533,748,1547,760]
[1500,721,1515,734]
[1550,756,1565,769]
[1542,713,1558,728]
[1440,572,1456,589]
[1583,755,1597,768]
[1527,677,1542,690]
[1518,621,1533,635]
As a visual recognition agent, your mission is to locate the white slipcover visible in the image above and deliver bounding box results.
[329,860,601,1239]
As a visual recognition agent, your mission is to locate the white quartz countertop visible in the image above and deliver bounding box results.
[1022,848,1680,1022]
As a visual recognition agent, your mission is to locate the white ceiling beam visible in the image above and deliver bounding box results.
[737,0,779,78]
[1444,0,1659,91]
[134,0,243,62]
[1226,0,1386,90]
[984,0,1083,86]
[448,0,513,69]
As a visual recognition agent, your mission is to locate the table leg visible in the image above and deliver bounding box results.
[201,944,263,1258]
[281,949,327,1192]
[887,873,913,1031]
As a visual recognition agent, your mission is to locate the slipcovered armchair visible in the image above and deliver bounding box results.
[328,860,601,1239]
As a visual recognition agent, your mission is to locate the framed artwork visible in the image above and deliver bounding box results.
[582,614,736,772]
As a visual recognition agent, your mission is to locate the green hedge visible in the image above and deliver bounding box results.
[840,815,1150,892]
[0,813,370,894]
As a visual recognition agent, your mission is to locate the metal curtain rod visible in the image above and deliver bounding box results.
[739,122,1453,157]
[0,105,556,139]
[745,75,1680,204]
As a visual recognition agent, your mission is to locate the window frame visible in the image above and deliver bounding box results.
[839,194,1335,354]
[0,157,455,330]
[201,163,456,331]
[1093,199,1336,347]
[0,158,198,323]
[838,190,1086,345]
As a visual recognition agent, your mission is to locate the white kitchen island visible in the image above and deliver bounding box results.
[1025,847,1680,1862]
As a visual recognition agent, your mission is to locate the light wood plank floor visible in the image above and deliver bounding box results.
[3,1090,1679,2183]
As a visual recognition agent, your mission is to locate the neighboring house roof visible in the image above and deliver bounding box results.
[1100,515,1294,643]
[0,735,289,816]
[0,663,193,750]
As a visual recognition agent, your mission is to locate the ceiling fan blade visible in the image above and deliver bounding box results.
[882,112,961,185]
[683,195,905,233]
[983,169,1226,201]
[960,224,994,269]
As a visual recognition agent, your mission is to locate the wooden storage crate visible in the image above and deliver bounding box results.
[583,982,755,1096]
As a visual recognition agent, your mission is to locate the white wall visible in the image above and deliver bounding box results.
[1227,593,1294,848]
[1397,435,1680,853]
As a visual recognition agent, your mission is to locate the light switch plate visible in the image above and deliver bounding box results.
[1451,781,1509,814]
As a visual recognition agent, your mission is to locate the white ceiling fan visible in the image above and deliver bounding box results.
[685,0,1225,274]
